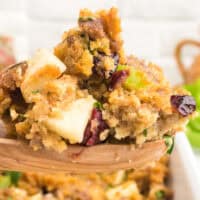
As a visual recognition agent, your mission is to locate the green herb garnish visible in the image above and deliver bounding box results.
[32,90,40,94]
[106,183,113,190]
[5,171,21,185]
[143,129,148,137]
[94,101,103,110]
[0,172,21,189]
[78,16,95,22]
[164,135,174,154]
[155,190,165,200]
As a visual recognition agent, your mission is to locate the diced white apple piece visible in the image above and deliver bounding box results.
[21,49,66,102]
[43,96,95,144]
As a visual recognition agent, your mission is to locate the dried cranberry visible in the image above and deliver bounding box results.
[82,108,108,146]
[170,95,196,117]
[109,70,129,91]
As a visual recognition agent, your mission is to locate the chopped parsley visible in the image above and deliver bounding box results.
[0,171,22,189]
[5,171,22,185]
[94,101,103,110]
[164,135,174,154]
[78,16,95,22]
[32,89,40,94]
[143,129,147,137]
[106,183,113,190]
[155,190,165,200]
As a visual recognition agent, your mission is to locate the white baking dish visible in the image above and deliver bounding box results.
[170,132,200,200]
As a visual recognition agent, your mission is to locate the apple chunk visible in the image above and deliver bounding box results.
[43,96,95,144]
[21,49,66,102]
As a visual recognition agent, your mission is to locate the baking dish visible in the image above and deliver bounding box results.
[170,132,200,200]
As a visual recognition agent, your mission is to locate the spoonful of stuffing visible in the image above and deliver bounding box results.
[0,7,195,173]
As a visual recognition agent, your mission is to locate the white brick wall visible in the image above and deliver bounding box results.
[0,0,200,84]
[118,0,200,19]
[27,0,117,20]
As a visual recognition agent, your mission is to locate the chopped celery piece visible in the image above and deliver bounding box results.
[0,175,11,189]
[116,65,148,90]
[116,65,128,71]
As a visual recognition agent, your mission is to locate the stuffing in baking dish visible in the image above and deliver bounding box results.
[0,8,196,152]
[0,156,172,200]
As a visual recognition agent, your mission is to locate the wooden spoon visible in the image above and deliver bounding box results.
[0,117,167,173]
[0,138,166,173]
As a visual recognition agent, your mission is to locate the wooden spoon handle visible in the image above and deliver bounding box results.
[175,39,200,83]
[0,138,166,173]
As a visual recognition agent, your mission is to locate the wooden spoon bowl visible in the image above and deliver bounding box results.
[0,138,166,173]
